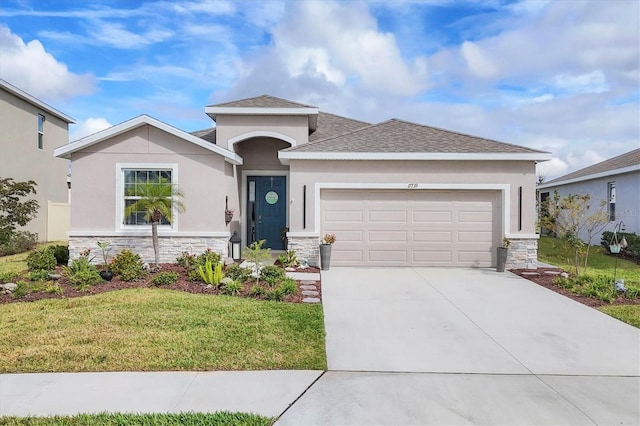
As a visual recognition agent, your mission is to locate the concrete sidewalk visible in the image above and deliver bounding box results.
[0,370,322,418]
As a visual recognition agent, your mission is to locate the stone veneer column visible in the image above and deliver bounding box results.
[68,236,229,265]
[287,236,320,267]
[506,238,539,269]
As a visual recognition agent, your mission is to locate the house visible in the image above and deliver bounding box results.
[54,95,550,268]
[0,78,75,241]
[537,148,640,242]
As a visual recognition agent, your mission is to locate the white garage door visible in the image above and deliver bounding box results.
[321,189,501,267]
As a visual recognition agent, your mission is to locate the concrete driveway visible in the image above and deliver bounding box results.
[278,267,640,425]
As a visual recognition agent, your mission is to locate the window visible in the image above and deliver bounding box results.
[608,182,616,222]
[123,169,173,226]
[37,114,45,149]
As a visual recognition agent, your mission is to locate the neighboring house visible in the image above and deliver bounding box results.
[54,95,550,268]
[0,78,75,241]
[538,148,640,242]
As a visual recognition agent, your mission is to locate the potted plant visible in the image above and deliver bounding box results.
[496,237,510,272]
[320,233,336,271]
[97,241,114,281]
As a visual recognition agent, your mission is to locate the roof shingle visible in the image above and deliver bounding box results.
[286,119,545,154]
[544,148,640,185]
[207,94,316,109]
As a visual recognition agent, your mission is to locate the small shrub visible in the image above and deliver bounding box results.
[198,259,224,286]
[150,271,179,286]
[29,269,51,281]
[221,280,243,295]
[44,282,63,294]
[63,257,102,291]
[277,250,300,268]
[176,251,196,268]
[278,277,298,295]
[12,281,29,299]
[555,274,618,303]
[260,265,286,286]
[225,264,252,283]
[112,249,148,282]
[0,271,16,283]
[0,231,38,256]
[187,249,222,281]
[625,285,640,299]
[248,284,265,297]
[26,247,56,272]
[265,287,285,301]
[51,245,70,265]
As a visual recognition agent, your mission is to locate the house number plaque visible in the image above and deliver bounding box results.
[408,183,419,189]
[265,191,279,205]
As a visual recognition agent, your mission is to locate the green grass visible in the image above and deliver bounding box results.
[0,288,326,373]
[538,236,640,286]
[0,412,273,425]
[598,305,640,328]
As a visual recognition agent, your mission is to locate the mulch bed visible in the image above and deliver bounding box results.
[510,267,639,308]
[0,264,321,305]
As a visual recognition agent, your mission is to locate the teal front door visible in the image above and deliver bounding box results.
[247,176,286,250]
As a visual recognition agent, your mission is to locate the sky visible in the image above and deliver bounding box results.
[1,0,638,179]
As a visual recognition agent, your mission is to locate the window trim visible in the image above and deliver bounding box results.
[37,114,45,150]
[115,163,180,232]
[608,181,616,222]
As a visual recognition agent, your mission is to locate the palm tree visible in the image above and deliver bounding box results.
[124,177,185,268]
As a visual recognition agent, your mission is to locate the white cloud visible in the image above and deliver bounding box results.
[70,117,112,141]
[0,25,95,101]
[461,41,498,78]
[536,157,568,179]
[89,21,173,49]
[553,70,608,94]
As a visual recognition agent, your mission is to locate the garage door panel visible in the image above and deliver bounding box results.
[321,189,501,267]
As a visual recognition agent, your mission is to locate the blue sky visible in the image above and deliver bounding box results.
[1,0,638,179]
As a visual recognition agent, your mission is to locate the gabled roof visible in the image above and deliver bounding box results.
[54,115,242,165]
[0,78,75,124]
[191,127,216,143]
[539,148,640,188]
[279,118,550,163]
[207,94,315,109]
[309,112,370,142]
[205,94,319,131]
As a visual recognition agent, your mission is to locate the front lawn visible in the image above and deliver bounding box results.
[0,412,273,426]
[598,305,640,328]
[0,288,326,373]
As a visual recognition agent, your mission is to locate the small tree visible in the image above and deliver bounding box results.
[124,178,185,268]
[0,178,39,244]
[243,239,272,286]
[540,193,609,275]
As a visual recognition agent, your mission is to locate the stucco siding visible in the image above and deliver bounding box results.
[0,88,70,240]
[215,115,309,150]
[288,159,538,237]
[69,125,228,233]
[539,171,640,241]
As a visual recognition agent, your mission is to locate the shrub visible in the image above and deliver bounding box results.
[29,269,50,281]
[112,250,148,282]
[176,251,196,268]
[221,280,243,295]
[12,281,28,299]
[0,271,16,283]
[150,271,179,286]
[187,249,222,281]
[277,250,299,268]
[260,265,286,286]
[554,274,618,303]
[248,284,265,297]
[63,257,102,291]
[265,287,285,301]
[44,282,63,295]
[198,259,224,286]
[225,264,252,283]
[51,245,70,266]
[625,285,640,299]
[26,247,56,272]
[0,231,38,256]
[278,277,298,295]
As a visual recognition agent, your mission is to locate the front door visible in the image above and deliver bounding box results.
[247,176,286,250]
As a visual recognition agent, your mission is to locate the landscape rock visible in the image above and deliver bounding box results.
[302,297,320,304]
[220,277,234,285]
[224,257,235,266]
[1,283,18,292]
[560,272,569,278]
[48,273,62,280]
[300,285,317,291]
[302,290,319,296]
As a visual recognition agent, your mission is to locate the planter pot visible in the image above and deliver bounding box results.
[99,270,114,281]
[496,247,508,272]
[609,244,621,254]
[319,244,332,271]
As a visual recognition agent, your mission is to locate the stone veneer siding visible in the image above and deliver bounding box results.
[506,238,538,269]
[287,236,320,267]
[289,236,539,269]
[69,236,229,265]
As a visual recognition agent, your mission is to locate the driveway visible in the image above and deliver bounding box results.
[277,267,640,425]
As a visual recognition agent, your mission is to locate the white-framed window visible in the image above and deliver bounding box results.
[37,114,45,149]
[608,181,616,222]
[116,163,179,230]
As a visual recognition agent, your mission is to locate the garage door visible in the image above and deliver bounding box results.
[321,189,501,267]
